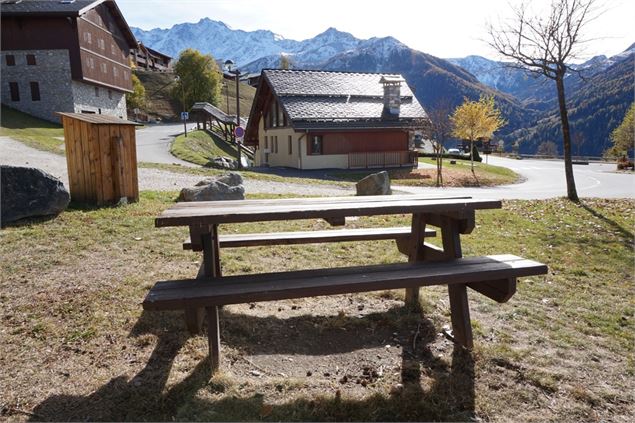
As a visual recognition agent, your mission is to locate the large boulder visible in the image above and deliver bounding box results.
[1,165,70,226]
[356,171,391,196]
[178,172,245,202]
[208,156,239,170]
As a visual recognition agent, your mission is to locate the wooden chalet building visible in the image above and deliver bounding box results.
[244,69,430,170]
[1,0,137,122]
[132,42,171,72]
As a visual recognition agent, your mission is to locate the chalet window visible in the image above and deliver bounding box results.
[274,136,278,153]
[123,71,129,81]
[311,135,323,155]
[84,32,92,44]
[95,86,99,97]
[26,54,36,65]
[108,90,112,100]
[98,39,105,50]
[88,57,95,69]
[5,55,15,66]
[30,82,40,101]
[9,82,19,102]
[111,44,116,56]
[277,103,284,127]
[264,136,268,149]
[113,66,118,77]
[288,135,292,155]
[101,63,107,73]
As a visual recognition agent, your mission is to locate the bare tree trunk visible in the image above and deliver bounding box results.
[555,74,579,202]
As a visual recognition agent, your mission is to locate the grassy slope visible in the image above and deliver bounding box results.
[170,129,239,166]
[136,70,256,121]
[0,105,64,154]
[0,194,633,421]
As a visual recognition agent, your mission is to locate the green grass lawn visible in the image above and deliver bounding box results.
[329,157,520,187]
[1,194,633,421]
[170,129,239,166]
[0,105,65,154]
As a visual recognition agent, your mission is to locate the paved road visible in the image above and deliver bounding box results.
[135,122,197,166]
[395,156,635,199]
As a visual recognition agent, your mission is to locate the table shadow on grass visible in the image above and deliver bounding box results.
[31,306,475,421]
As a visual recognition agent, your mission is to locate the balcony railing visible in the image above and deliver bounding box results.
[348,151,417,169]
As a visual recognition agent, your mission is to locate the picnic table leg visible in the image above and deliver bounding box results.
[206,305,221,371]
[184,224,221,335]
[202,225,223,372]
[405,213,427,309]
[440,216,474,348]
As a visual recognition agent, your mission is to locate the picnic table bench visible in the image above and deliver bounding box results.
[143,195,547,371]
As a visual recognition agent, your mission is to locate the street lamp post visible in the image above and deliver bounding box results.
[224,59,242,169]
[174,75,187,137]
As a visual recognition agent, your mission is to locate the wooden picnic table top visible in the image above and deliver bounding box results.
[156,194,502,227]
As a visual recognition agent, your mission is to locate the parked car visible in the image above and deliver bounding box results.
[447,148,462,154]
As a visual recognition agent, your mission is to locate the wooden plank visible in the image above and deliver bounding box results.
[87,122,103,205]
[62,117,78,198]
[122,125,134,201]
[72,117,86,202]
[143,255,548,310]
[128,125,139,202]
[184,227,436,251]
[80,121,94,202]
[156,198,502,227]
[99,124,114,203]
[468,278,517,303]
[110,130,126,201]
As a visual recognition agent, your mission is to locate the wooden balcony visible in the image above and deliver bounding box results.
[348,151,417,169]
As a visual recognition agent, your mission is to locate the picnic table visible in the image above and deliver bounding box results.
[144,194,547,371]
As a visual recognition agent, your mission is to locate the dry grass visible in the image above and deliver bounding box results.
[0,193,633,421]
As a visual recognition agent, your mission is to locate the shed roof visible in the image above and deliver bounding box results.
[57,112,142,125]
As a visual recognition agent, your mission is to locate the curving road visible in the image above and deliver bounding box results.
[395,156,635,199]
[134,122,197,166]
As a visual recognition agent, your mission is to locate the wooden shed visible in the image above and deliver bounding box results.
[58,113,142,205]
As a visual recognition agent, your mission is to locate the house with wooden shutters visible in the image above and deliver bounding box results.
[244,69,431,170]
[1,0,137,122]
[132,42,171,72]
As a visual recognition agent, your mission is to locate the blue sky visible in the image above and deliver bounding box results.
[118,0,635,60]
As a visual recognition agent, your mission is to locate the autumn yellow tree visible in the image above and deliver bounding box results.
[606,103,634,158]
[451,96,506,172]
[173,48,222,110]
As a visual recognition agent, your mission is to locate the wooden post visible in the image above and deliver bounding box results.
[440,216,474,349]
[405,213,427,309]
[200,224,223,372]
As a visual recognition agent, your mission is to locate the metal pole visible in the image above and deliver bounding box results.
[182,83,187,137]
[235,70,242,169]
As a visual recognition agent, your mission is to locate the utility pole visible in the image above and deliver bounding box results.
[224,59,242,169]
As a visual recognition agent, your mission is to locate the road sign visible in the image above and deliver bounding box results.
[181,111,189,121]
[234,126,245,138]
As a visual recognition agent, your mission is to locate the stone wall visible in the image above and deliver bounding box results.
[1,48,128,122]
[0,49,75,122]
[71,81,127,119]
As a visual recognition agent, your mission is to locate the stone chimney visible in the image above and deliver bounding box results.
[380,75,405,119]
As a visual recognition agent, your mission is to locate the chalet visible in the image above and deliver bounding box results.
[1,0,138,122]
[244,69,430,170]
[132,42,171,72]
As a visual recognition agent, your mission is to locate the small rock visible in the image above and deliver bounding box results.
[357,304,365,311]
[250,370,262,377]
[306,370,312,377]
[323,372,331,377]
[339,375,348,384]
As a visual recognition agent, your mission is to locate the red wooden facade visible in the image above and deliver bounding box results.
[308,131,408,155]
[1,0,135,93]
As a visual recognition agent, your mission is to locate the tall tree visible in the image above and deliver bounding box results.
[488,0,597,202]
[606,103,634,157]
[173,48,222,111]
[428,100,454,187]
[451,96,506,173]
[126,73,146,110]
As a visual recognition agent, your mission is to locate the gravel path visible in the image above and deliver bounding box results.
[0,137,354,196]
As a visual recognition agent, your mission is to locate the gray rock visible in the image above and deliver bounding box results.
[356,171,391,196]
[208,156,239,170]
[1,165,70,226]
[179,172,245,202]
[195,172,243,187]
